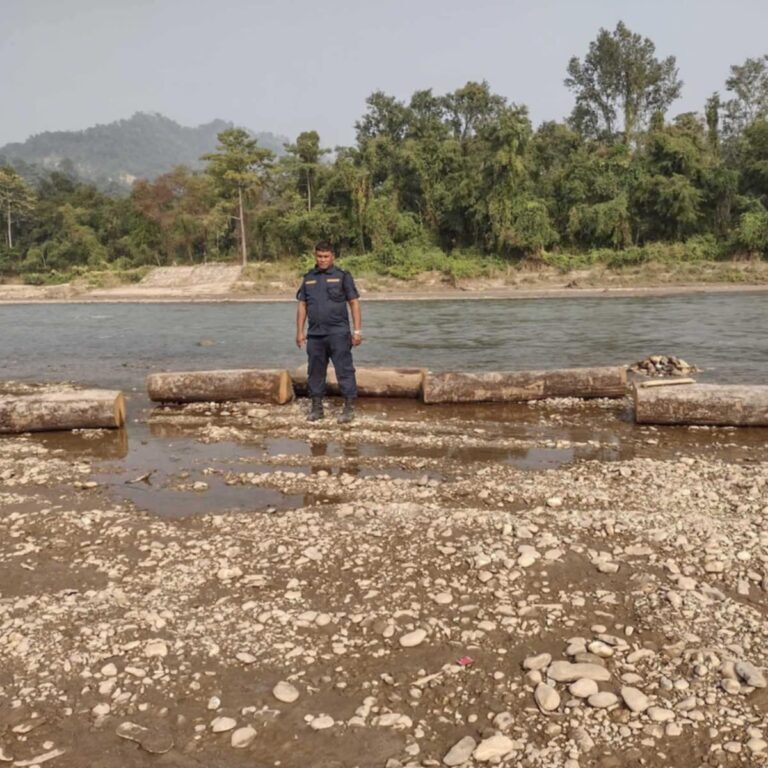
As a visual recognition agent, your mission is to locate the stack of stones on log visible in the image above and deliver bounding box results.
[290,366,426,398]
[629,354,698,377]
[0,390,126,433]
[634,383,768,427]
[147,369,292,404]
[422,366,627,404]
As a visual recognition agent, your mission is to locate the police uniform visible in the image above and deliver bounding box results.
[296,265,360,399]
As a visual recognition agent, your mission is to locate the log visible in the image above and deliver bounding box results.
[147,369,292,404]
[290,366,426,398]
[634,383,768,426]
[0,390,126,433]
[422,366,628,404]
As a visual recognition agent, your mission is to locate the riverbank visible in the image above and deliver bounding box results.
[1,395,767,767]
[1,260,767,303]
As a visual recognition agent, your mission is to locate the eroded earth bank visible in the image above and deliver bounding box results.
[1,395,767,768]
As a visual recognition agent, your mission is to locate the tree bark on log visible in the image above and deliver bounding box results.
[634,383,768,426]
[422,366,627,404]
[291,366,426,398]
[0,390,126,433]
[147,369,292,404]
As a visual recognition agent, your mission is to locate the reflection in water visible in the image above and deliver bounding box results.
[16,428,129,460]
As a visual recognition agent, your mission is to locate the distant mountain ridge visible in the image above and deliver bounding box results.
[0,112,288,188]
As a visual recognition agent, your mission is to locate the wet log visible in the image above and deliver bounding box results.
[147,369,292,404]
[422,366,628,404]
[634,383,768,426]
[291,366,426,398]
[0,390,126,433]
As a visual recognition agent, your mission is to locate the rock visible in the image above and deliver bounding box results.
[535,683,560,712]
[473,734,515,762]
[548,661,610,683]
[310,715,334,730]
[273,681,300,703]
[92,703,110,717]
[100,663,118,677]
[747,738,768,753]
[735,660,767,688]
[569,679,599,698]
[621,686,649,713]
[647,707,675,722]
[211,717,237,733]
[144,640,168,658]
[231,726,257,748]
[523,653,552,671]
[399,629,427,648]
[236,652,256,664]
[433,592,453,605]
[444,736,477,766]
[587,692,618,709]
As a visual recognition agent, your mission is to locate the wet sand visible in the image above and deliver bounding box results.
[1,395,767,767]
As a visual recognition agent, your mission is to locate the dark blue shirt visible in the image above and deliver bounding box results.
[296,265,360,336]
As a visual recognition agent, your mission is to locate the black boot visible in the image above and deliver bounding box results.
[307,397,324,422]
[337,398,355,424]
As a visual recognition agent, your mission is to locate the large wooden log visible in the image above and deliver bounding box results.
[634,383,768,426]
[291,366,426,398]
[147,369,292,404]
[0,390,126,433]
[422,366,627,404]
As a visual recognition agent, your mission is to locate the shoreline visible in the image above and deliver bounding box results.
[1,281,767,305]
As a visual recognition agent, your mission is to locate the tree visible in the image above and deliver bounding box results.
[723,55,768,137]
[0,168,35,249]
[565,21,682,143]
[283,131,330,212]
[202,129,273,265]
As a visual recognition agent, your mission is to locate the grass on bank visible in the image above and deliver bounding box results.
[7,240,768,290]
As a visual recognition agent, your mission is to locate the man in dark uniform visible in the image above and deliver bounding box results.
[296,242,362,423]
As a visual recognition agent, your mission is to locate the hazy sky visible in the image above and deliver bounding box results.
[2,0,767,148]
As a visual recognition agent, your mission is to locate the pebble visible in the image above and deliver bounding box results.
[547,661,610,682]
[735,660,767,688]
[620,686,649,713]
[443,736,477,766]
[100,663,118,677]
[433,592,453,605]
[399,629,427,648]
[523,653,552,671]
[569,679,598,698]
[211,717,237,733]
[144,640,168,658]
[647,707,675,722]
[231,726,257,748]
[310,715,334,731]
[473,734,515,762]
[587,692,618,709]
[535,683,561,712]
[747,738,768,753]
[272,681,300,703]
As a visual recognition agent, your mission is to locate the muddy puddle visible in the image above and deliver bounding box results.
[10,394,766,519]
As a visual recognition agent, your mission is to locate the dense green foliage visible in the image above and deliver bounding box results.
[2,23,767,282]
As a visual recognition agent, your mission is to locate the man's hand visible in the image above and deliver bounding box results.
[296,333,305,349]
[352,331,363,347]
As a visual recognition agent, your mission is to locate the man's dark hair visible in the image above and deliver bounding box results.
[314,240,335,253]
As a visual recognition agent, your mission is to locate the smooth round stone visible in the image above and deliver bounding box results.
[518,552,538,568]
[273,681,300,703]
[535,682,560,712]
[92,703,111,717]
[569,678,599,698]
[211,717,237,733]
[473,734,515,762]
[736,660,767,688]
[236,652,256,664]
[433,592,453,605]
[101,663,118,677]
[548,661,610,683]
[523,653,552,671]
[647,707,675,722]
[588,641,613,658]
[443,736,477,766]
[231,726,257,748]
[721,678,741,695]
[666,723,683,737]
[621,686,649,713]
[399,629,427,648]
[747,738,768,753]
[310,715,334,730]
[588,692,618,709]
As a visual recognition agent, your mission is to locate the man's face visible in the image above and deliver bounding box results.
[315,249,334,270]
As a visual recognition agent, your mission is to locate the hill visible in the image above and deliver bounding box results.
[0,112,288,189]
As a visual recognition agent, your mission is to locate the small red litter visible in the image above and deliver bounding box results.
[457,656,474,667]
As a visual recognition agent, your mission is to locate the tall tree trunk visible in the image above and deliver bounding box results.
[238,186,247,266]
[306,169,312,212]
[6,203,12,249]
